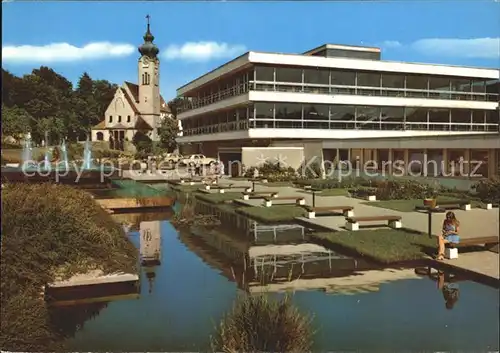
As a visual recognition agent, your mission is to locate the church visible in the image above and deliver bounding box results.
[91,17,172,150]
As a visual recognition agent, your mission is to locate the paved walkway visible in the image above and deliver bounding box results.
[438,251,499,280]
[231,183,499,239]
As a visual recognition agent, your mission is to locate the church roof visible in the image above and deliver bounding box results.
[160,96,171,113]
[124,81,171,113]
[124,81,140,103]
[109,123,130,129]
[91,120,106,129]
[120,86,139,114]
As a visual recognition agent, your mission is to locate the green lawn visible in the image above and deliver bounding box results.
[195,192,243,204]
[312,229,436,264]
[236,205,306,223]
[168,182,203,192]
[362,196,483,212]
[214,202,240,214]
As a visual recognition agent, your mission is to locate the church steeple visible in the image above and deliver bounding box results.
[138,14,159,58]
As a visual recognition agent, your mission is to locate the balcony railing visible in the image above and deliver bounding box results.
[178,83,251,114]
[180,118,498,137]
[178,80,499,115]
[182,120,249,136]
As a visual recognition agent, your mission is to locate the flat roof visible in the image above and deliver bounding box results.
[177,48,500,96]
[303,43,381,56]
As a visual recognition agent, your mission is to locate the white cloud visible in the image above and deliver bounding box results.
[2,42,135,63]
[163,41,247,61]
[411,38,500,59]
[381,37,500,59]
[381,40,402,48]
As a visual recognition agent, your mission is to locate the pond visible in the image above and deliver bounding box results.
[56,209,499,352]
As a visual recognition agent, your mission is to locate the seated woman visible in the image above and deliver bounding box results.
[436,211,460,260]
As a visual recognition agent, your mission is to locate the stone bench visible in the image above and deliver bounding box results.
[242,191,278,201]
[444,236,499,259]
[262,196,306,207]
[203,183,234,193]
[303,205,354,219]
[483,202,499,210]
[436,199,472,211]
[202,178,219,185]
[179,178,196,185]
[345,215,402,231]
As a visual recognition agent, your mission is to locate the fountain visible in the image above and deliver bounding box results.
[83,139,93,170]
[2,135,117,187]
[21,132,36,172]
[43,148,52,171]
[60,139,70,171]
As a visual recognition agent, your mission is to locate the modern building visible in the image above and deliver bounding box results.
[175,43,500,178]
[92,18,172,150]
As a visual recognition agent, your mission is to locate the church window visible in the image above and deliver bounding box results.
[142,72,150,85]
[127,115,131,123]
[109,115,113,123]
[118,115,122,123]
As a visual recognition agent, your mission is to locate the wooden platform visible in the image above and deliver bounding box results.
[97,196,175,210]
[48,271,139,288]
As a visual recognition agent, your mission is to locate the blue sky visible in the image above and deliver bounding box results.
[2,1,499,100]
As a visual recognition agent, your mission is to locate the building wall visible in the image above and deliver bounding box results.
[138,56,161,117]
[241,147,304,169]
[104,89,137,129]
[91,129,110,142]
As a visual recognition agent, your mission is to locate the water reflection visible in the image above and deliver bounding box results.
[183,222,425,294]
[140,220,162,265]
[112,210,172,232]
[50,301,109,338]
[415,267,466,310]
[49,209,498,352]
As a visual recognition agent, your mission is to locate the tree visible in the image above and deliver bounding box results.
[93,79,118,121]
[132,130,153,157]
[1,67,118,144]
[75,72,94,98]
[158,117,178,153]
[167,97,184,119]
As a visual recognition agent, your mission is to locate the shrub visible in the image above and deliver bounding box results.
[1,184,138,351]
[472,177,500,202]
[295,177,372,189]
[212,294,313,353]
[297,161,323,179]
[67,143,84,160]
[243,162,297,182]
[370,180,439,200]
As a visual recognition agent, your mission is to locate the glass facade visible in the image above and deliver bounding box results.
[181,103,498,136]
[178,64,499,114]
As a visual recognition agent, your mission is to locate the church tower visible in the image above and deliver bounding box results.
[138,15,161,137]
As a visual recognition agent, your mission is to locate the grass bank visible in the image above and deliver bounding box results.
[194,192,305,223]
[306,188,350,197]
[362,195,483,212]
[312,229,436,264]
[1,183,138,351]
[195,192,243,204]
[236,205,306,223]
